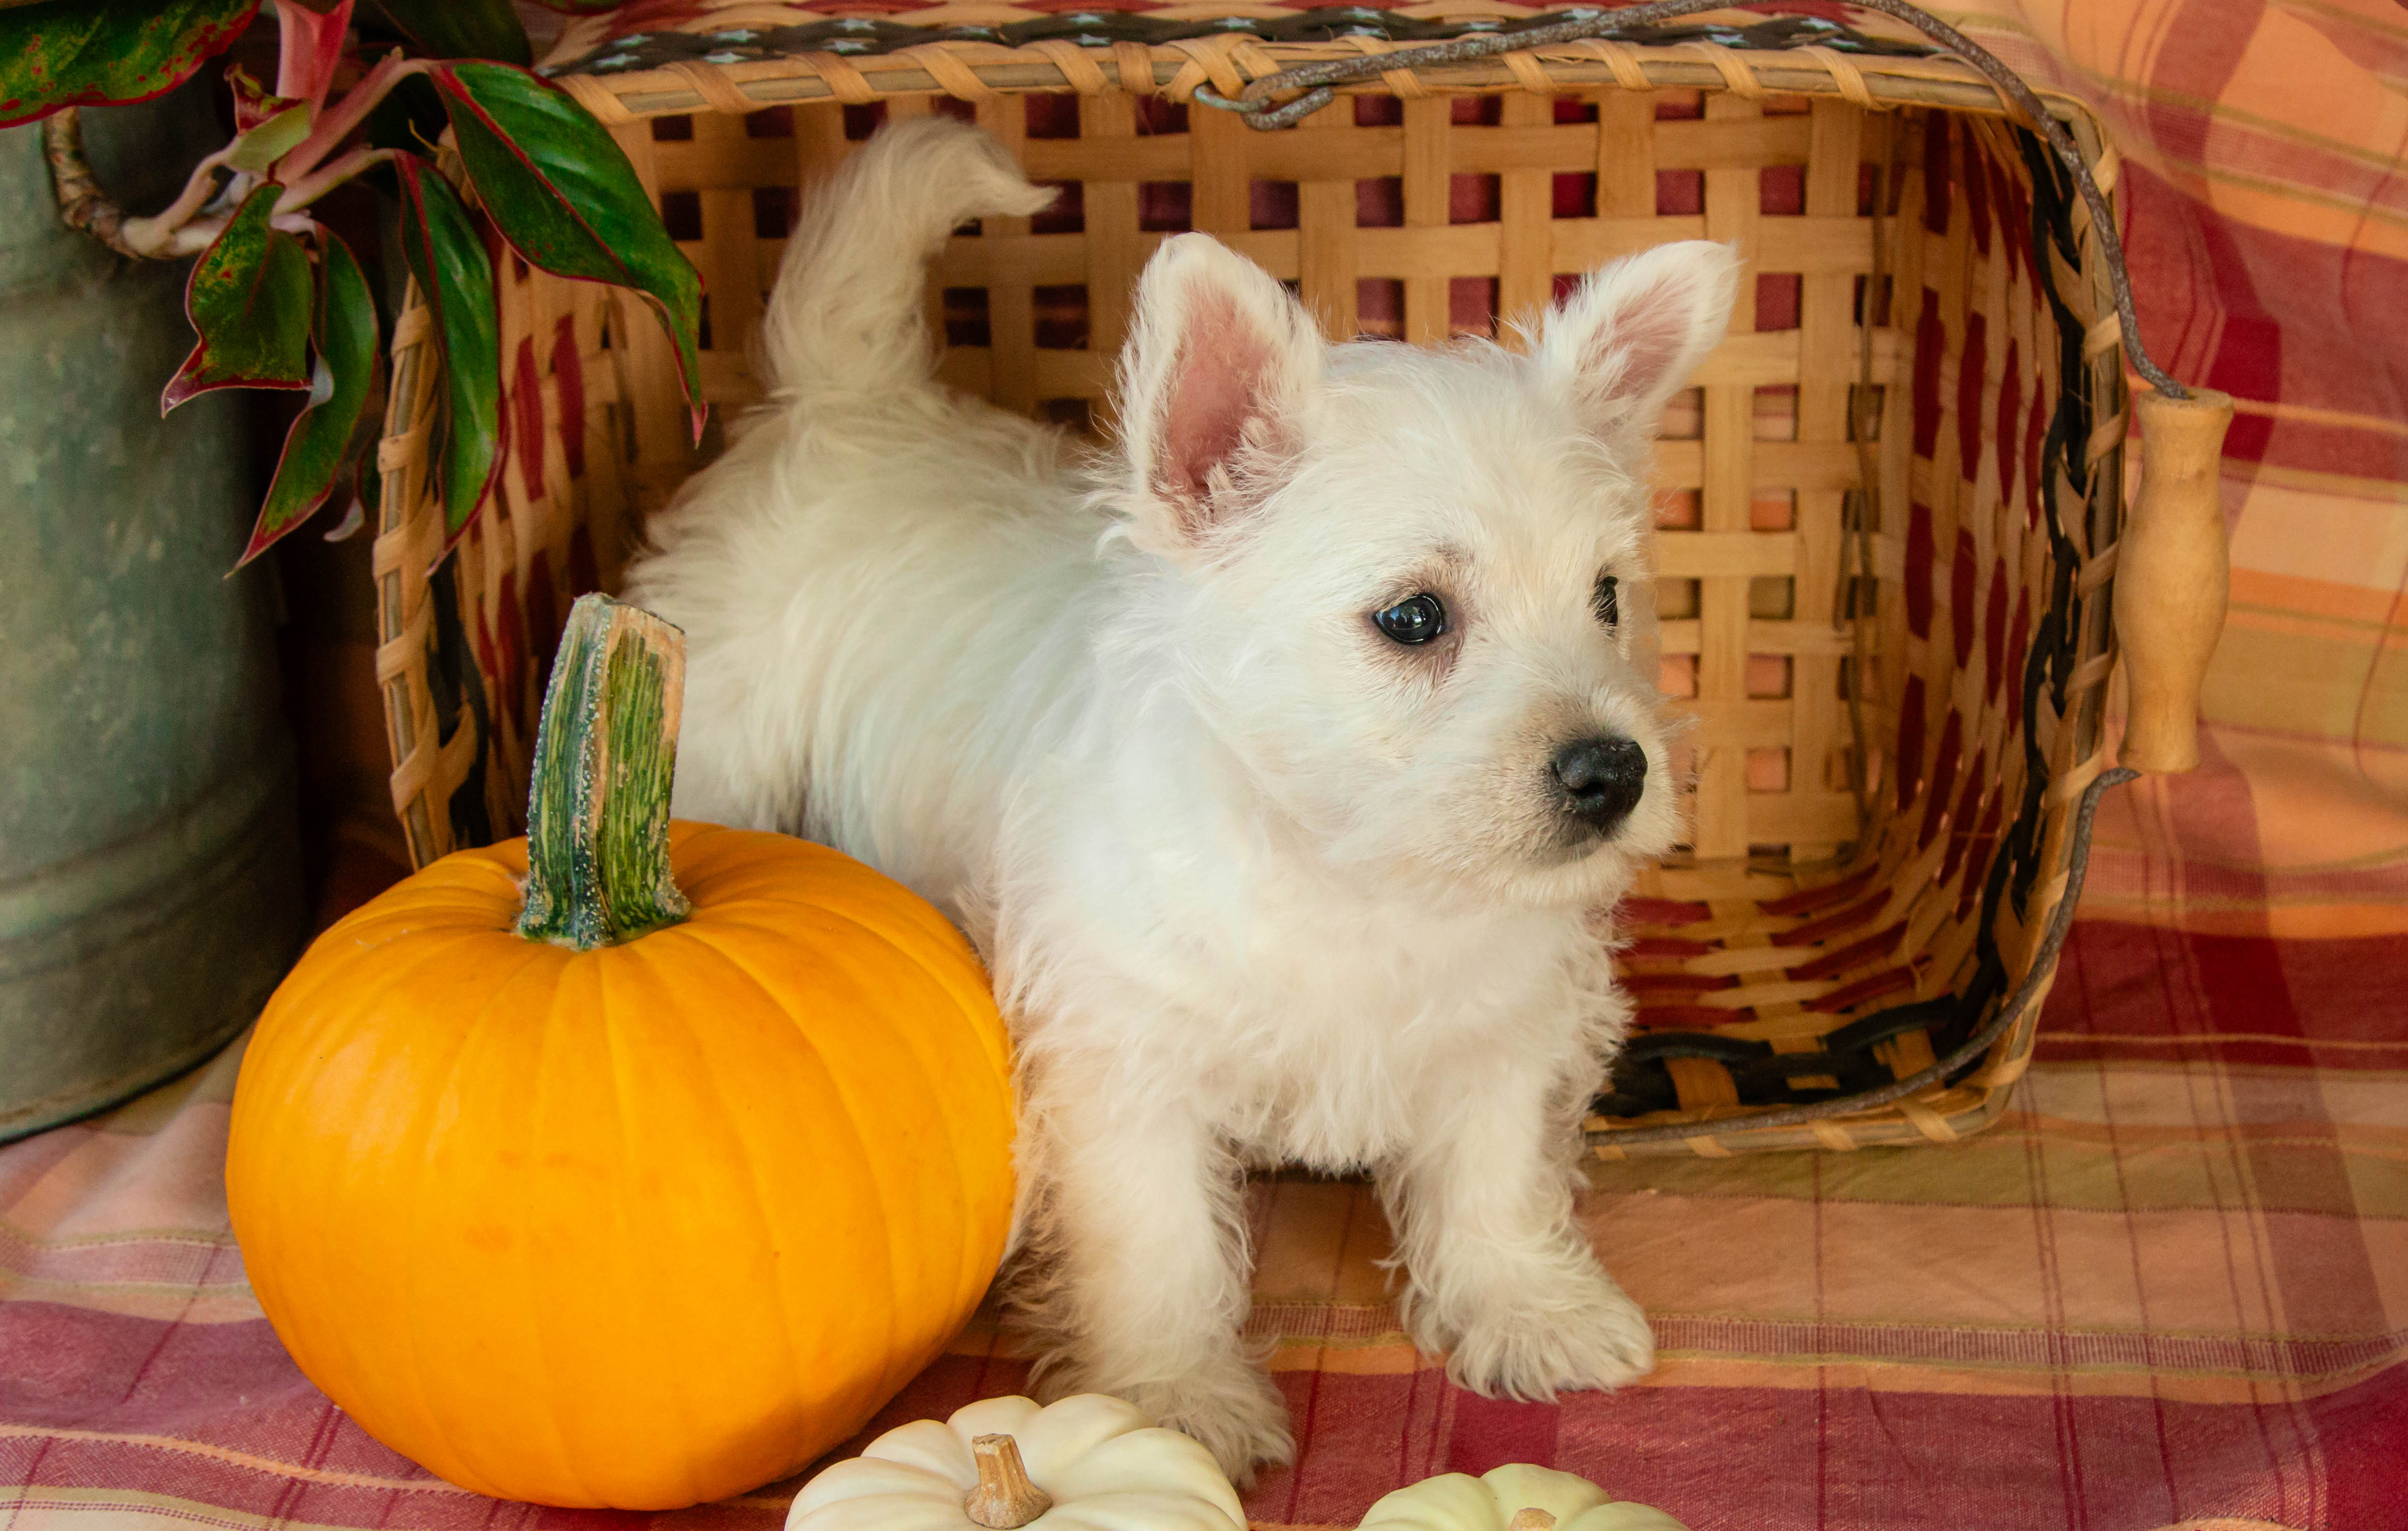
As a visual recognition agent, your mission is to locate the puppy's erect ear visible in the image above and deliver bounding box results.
[1537,240,1740,438]
[1117,234,1323,550]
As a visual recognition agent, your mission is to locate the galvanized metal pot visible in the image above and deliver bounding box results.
[0,90,305,1141]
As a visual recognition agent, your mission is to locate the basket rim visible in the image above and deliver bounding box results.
[537,2,2111,140]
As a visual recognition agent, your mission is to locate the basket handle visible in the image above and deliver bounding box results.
[2114,388,2234,773]
[1196,0,2190,400]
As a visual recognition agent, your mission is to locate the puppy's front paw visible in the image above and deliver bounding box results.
[1122,1358,1295,1487]
[1422,1269,1656,1400]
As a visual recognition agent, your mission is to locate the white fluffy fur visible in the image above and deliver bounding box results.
[622,117,1739,1481]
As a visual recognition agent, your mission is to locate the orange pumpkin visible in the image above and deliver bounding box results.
[226,596,1015,1510]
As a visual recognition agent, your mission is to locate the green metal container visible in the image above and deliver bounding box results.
[0,91,305,1141]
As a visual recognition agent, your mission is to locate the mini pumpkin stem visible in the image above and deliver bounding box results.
[1507,1511,1557,1531]
[963,1433,1052,1529]
[516,594,691,950]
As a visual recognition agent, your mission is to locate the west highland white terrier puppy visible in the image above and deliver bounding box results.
[622,116,1738,1479]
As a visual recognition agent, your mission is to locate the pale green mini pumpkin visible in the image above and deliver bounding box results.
[1358,1464,1691,1531]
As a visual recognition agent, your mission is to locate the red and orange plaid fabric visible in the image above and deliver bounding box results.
[5,2,2404,1527]
[6,919,2401,1529]
[1964,0,2408,941]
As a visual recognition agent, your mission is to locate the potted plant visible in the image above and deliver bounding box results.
[0,0,703,1139]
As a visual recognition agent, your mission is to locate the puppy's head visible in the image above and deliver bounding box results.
[1110,235,1739,907]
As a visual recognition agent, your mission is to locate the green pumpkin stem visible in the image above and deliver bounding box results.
[516,593,691,950]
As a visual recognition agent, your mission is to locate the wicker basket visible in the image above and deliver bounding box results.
[371,1,2229,1156]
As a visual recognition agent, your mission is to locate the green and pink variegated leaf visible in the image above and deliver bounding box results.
[433,61,705,438]
[240,232,379,568]
[0,0,258,130]
[162,182,314,413]
[395,155,502,548]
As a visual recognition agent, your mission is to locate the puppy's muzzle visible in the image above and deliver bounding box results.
[1551,735,1647,836]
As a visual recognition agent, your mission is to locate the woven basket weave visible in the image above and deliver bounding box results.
[374,2,2183,1156]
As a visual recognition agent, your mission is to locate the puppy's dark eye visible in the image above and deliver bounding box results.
[1374,593,1447,646]
[1592,572,1620,630]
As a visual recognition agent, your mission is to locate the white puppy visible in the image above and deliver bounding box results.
[623,117,1737,1480]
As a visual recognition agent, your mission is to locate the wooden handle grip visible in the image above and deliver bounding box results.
[2112,387,2233,773]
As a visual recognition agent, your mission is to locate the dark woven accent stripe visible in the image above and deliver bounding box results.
[543,10,1923,77]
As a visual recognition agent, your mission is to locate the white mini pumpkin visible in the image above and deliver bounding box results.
[1358,1463,1691,1531]
[786,1394,1248,1531]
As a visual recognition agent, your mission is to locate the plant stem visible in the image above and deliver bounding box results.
[47,19,410,262]
[275,146,399,214]
[43,110,136,258]
[276,53,430,184]
[516,595,692,951]
[120,155,243,255]
[273,0,355,111]
[151,217,233,257]
[49,107,238,260]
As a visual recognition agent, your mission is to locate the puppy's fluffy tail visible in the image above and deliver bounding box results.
[758,116,1052,402]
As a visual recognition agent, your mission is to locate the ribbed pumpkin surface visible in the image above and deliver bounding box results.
[226,822,1015,1509]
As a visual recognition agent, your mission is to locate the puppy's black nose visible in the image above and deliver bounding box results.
[1551,735,1647,833]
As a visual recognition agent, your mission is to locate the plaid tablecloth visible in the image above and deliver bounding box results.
[6,915,2402,1530]
[1966,0,2408,948]
[7,1,2405,1528]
